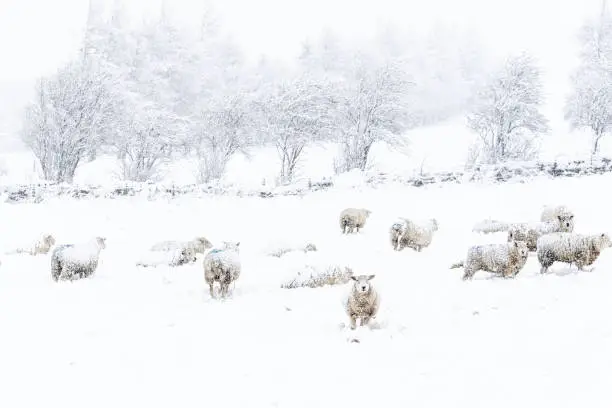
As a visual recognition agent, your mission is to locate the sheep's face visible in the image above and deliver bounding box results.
[222,241,240,252]
[513,241,528,259]
[196,237,213,250]
[557,214,574,232]
[96,237,107,249]
[364,210,372,218]
[596,233,612,250]
[351,274,375,294]
[44,235,56,246]
[430,219,439,231]
[181,248,197,263]
[391,221,403,233]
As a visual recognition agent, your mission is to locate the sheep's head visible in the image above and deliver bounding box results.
[304,243,317,252]
[43,234,56,246]
[364,209,372,218]
[430,219,439,231]
[96,237,107,249]
[181,247,197,263]
[594,233,612,251]
[195,237,213,250]
[350,274,375,294]
[512,240,529,259]
[557,214,574,232]
[222,241,240,252]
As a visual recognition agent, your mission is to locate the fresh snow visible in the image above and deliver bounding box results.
[1,172,611,407]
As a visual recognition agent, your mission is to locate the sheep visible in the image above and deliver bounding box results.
[6,234,56,255]
[507,214,574,251]
[537,232,612,274]
[136,247,197,268]
[345,274,380,330]
[450,240,529,280]
[339,208,371,234]
[203,241,241,299]
[51,237,106,282]
[390,218,438,252]
[150,236,212,254]
[540,205,574,223]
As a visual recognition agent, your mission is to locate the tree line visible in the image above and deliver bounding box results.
[18,1,611,184]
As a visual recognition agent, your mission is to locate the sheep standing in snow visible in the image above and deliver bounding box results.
[390,218,438,251]
[136,247,197,268]
[150,236,212,254]
[507,214,574,251]
[345,275,380,330]
[339,208,371,234]
[51,237,106,282]
[450,240,529,280]
[537,232,611,274]
[540,205,574,223]
[203,241,241,299]
[6,234,56,255]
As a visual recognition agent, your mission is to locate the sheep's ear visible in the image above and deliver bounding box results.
[557,215,562,221]
[367,274,375,280]
[570,215,574,219]
[350,276,358,281]
[236,242,240,247]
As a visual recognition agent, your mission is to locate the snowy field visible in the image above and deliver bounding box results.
[1,172,611,408]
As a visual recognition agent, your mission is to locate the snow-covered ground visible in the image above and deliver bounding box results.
[1,171,611,408]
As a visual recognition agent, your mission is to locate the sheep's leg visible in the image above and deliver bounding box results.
[361,316,370,326]
[208,282,215,298]
[539,265,549,274]
[349,315,357,330]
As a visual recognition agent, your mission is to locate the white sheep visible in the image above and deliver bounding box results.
[51,237,106,282]
[6,233,56,255]
[136,247,197,268]
[345,274,380,330]
[540,205,574,223]
[391,218,438,252]
[450,240,529,280]
[150,236,212,254]
[507,214,574,251]
[537,232,612,274]
[339,208,371,234]
[203,241,241,299]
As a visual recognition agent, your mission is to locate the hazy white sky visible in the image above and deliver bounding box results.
[0,0,606,142]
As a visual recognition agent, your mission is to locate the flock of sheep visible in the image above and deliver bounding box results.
[0,204,610,331]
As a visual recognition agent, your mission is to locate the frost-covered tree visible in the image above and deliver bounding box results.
[332,58,413,172]
[20,60,112,183]
[565,9,612,157]
[193,94,252,183]
[257,77,332,184]
[467,53,548,164]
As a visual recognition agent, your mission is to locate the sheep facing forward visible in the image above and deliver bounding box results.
[345,274,380,330]
[136,247,197,268]
[150,237,212,254]
[6,234,56,255]
[537,232,611,274]
[203,241,241,299]
[507,214,574,251]
[51,237,106,282]
[339,208,371,234]
[390,218,438,251]
[450,240,529,280]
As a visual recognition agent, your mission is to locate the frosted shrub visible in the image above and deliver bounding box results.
[281,265,353,289]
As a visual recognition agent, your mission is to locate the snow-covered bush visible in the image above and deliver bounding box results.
[281,265,353,289]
